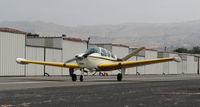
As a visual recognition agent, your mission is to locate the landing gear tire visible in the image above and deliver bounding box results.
[80,75,84,82]
[117,73,122,81]
[71,74,77,81]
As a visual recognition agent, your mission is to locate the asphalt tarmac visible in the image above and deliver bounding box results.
[0,74,200,107]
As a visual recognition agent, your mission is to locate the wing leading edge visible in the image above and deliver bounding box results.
[98,57,181,70]
[16,58,79,69]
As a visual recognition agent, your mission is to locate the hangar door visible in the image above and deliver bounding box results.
[26,46,44,76]
[45,48,63,75]
[0,32,25,76]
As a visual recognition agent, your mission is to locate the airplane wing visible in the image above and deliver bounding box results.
[16,58,80,69]
[98,57,181,70]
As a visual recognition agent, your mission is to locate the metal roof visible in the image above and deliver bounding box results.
[63,37,87,43]
[0,27,26,35]
[90,43,129,48]
[112,43,129,48]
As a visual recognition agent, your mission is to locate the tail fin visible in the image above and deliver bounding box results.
[121,47,145,61]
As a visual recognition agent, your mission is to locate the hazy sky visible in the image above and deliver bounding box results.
[1,0,200,26]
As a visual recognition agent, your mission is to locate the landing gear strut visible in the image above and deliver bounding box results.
[80,69,84,82]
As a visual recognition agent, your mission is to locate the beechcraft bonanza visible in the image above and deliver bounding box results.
[16,47,181,82]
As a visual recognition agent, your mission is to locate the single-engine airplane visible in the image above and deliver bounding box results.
[16,47,181,82]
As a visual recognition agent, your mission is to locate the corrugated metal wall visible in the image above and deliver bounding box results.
[194,57,198,74]
[62,40,87,75]
[111,46,129,75]
[45,48,63,75]
[178,54,187,74]
[177,61,183,74]
[145,50,162,74]
[112,46,129,59]
[182,61,187,74]
[26,37,62,49]
[126,49,136,74]
[137,56,145,74]
[198,57,200,74]
[0,32,25,76]
[169,53,178,74]
[187,55,197,74]
[126,48,146,75]
[158,52,169,74]
[26,46,44,76]
[1,32,200,77]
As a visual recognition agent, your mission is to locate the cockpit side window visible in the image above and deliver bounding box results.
[107,51,111,57]
[101,48,107,57]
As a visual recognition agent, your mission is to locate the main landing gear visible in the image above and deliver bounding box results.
[71,74,77,81]
[117,68,125,81]
[117,73,122,81]
[70,68,125,82]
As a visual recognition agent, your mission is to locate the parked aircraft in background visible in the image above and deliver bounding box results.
[16,47,181,81]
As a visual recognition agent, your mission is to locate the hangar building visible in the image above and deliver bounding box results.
[0,28,26,76]
[0,27,199,76]
[26,36,88,76]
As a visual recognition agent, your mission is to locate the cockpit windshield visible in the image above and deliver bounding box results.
[85,47,116,58]
[85,47,100,54]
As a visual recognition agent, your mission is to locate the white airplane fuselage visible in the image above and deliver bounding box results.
[76,53,118,72]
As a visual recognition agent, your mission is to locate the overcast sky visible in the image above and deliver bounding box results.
[1,0,200,26]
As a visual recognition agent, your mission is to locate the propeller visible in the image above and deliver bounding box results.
[64,51,95,64]
[82,51,95,58]
[64,58,76,63]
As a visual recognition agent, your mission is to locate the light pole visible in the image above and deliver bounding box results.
[87,37,90,49]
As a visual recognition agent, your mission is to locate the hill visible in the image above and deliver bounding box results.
[1,21,200,49]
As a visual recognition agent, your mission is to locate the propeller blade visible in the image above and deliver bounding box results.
[83,52,94,58]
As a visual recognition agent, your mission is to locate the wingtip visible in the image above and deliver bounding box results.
[16,58,27,64]
[174,56,182,62]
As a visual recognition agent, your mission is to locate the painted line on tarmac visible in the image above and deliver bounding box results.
[0,81,41,85]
